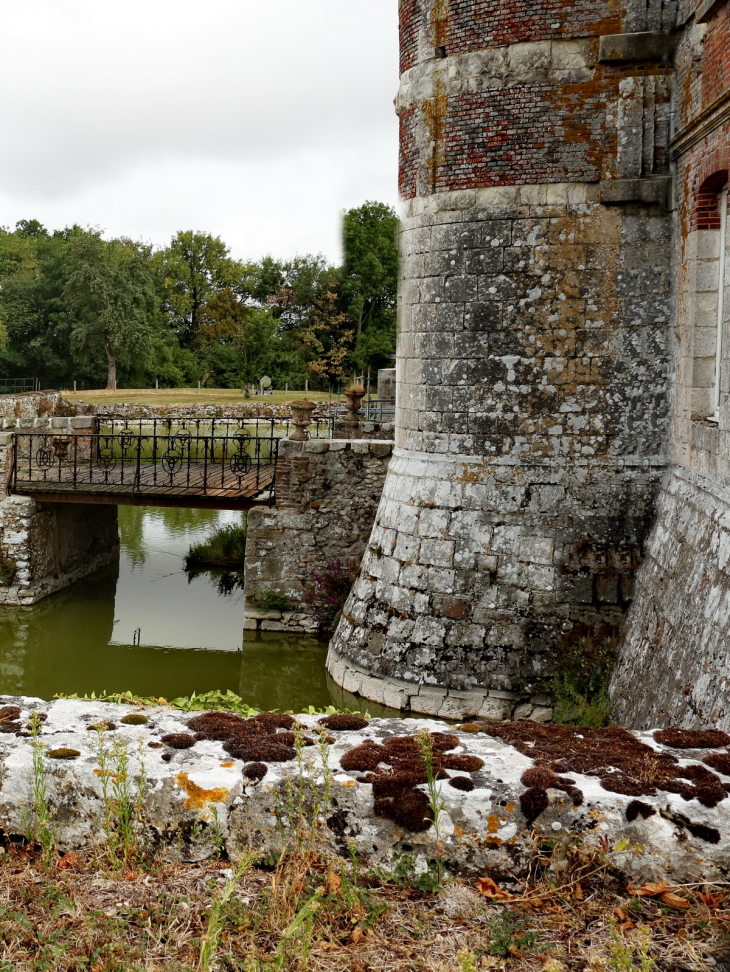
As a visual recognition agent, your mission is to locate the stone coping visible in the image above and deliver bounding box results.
[0,696,727,882]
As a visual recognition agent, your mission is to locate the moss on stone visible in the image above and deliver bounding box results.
[120,714,149,726]
[48,748,80,760]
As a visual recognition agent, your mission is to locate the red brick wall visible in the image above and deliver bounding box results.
[400,0,422,74]
[445,0,621,52]
[702,3,730,109]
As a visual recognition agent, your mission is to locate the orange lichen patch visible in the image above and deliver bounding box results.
[487,815,500,834]
[220,762,235,769]
[175,772,229,811]
[505,802,515,813]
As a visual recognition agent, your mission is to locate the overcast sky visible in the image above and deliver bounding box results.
[0,0,400,263]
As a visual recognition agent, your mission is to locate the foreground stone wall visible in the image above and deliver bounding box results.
[243,439,393,633]
[0,696,728,884]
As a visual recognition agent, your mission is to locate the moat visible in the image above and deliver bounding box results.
[0,506,350,711]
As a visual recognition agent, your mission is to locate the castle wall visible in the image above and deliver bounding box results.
[328,0,676,715]
[610,0,730,728]
[243,439,393,634]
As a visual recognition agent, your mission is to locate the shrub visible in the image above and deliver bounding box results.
[303,559,357,633]
[185,521,247,568]
[254,590,292,611]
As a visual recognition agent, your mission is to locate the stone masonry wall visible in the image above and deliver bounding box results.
[243,439,393,634]
[0,417,118,605]
[0,497,118,606]
[610,0,730,728]
[328,0,679,718]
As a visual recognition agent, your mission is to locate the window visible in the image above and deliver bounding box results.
[711,187,729,420]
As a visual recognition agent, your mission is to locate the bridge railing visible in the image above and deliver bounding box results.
[10,429,279,498]
[100,415,336,441]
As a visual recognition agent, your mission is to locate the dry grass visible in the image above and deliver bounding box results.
[0,840,727,971]
[60,389,331,408]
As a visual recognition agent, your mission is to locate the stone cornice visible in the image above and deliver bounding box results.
[672,89,730,158]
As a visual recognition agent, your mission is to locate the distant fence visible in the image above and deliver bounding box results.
[0,379,39,395]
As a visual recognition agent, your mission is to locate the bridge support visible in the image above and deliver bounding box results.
[0,496,119,605]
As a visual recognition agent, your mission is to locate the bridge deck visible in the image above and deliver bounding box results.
[12,461,276,511]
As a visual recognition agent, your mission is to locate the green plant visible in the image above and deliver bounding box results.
[487,909,540,958]
[370,852,447,894]
[185,522,247,568]
[0,549,16,587]
[457,950,479,972]
[93,729,144,867]
[551,635,618,727]
[27,713,56,866]
[414,728,449,889]
[198,854,255,971]
[254,590,292,611]
[608,924,657,972]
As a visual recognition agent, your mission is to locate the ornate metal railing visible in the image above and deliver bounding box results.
[10,430,279,500]
[100,414,336,441]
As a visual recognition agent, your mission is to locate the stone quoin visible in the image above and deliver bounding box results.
[326,0,730,728]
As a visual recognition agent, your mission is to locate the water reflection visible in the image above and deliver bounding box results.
[0,505,398,714]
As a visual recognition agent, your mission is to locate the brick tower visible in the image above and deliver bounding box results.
[328,0,677,720]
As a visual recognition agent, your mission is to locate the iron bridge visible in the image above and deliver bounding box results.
[9,424,286,510]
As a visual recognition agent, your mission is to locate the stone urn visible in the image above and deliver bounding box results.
[289,400,316,441]
[343,385,366,426]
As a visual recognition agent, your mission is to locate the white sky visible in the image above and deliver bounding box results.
[0,0,400,263]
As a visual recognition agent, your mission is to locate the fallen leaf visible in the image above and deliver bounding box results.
[575,882,584,901]
[629,881,668,898]
[57,853,81,870]
[350,927,364,944]
[477,876,513,899]
[659,891,690,910]
[618,920,635,931]
[614,907,627,920]
[698,891,724,909]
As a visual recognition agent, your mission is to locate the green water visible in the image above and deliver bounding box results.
[0,506,386,713]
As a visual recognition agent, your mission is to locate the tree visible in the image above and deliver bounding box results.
[342,201,399,339]
[64,233,160,389]
[296,289,354,386]
[156,231,240,346]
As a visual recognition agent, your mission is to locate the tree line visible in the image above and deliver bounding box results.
[0,202,399,391]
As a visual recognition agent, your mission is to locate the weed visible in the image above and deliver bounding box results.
[92,729,144,867]
[487,909,540,957]
[551,636,618,727]
[371,852,448,894]
[608,923,657,971]
[198,853,256,971]
[26,712,56,866]
[254,589,293,611]
[457,950,479,972]
[414,727,449,889]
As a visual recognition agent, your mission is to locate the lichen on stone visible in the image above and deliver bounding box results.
[120,714,148,726]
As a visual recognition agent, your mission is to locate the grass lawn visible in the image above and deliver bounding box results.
[61,388,333,407]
